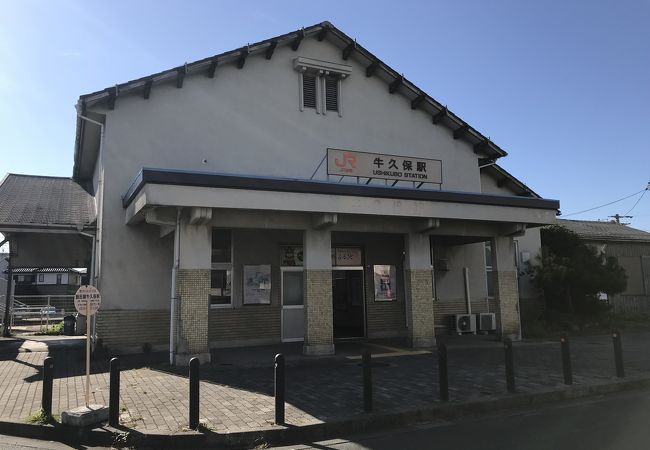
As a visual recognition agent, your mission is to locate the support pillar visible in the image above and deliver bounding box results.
[174,213,212,365]
[491,236,521,341]
[302,228,334,356]
[404,233,435,348]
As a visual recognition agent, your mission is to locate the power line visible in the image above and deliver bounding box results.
[562,189,646,217]
[624,188,648,216]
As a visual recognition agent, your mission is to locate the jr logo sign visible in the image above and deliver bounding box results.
[334,152,357,173]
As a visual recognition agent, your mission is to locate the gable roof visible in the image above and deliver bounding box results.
[480,163,541,198]
[0,174,96,231]
[74,21,507,181]
[557,219,650,243]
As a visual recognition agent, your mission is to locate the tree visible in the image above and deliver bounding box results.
[528,225,627,314]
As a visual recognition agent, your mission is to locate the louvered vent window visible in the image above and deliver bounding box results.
[302,74,317,109]
[325,76,339,112]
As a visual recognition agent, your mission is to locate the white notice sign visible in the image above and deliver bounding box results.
[74,285,102,316]
[327,148,442,184]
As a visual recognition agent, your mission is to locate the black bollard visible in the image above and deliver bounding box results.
[42,356,54,417]
[560,335,573,385]
[504,338,515,393]
[613,330,625,378]
[189,357,200,429]
[437,343,449,401]
[109,357,121,427]
[274,353,285,425]
[362,351,372,412]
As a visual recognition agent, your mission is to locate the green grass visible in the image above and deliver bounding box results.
[111,430,131,448]
[35,321,64,336]
[26,408,52,424]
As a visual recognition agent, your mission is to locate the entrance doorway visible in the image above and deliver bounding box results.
[281,267,304,342]
[332,267,365,339]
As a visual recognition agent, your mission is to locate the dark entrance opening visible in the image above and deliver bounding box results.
[332,269,365,339]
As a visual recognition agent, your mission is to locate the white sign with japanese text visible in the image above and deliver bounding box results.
[74,285,102,316]
[332,248,362,266]
[327,148,442,184]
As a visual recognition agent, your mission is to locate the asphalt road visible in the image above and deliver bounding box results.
[272,388,650,450]
[0,435,101,450]
[2,389,650,449]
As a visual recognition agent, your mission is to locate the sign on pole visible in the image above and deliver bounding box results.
[74,285,101,316]
[74,285,101,407]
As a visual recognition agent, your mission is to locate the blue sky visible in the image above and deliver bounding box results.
[1,0,648,230]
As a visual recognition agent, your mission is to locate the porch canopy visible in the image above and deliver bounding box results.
[124,168,559,238]
[123,168,559,362]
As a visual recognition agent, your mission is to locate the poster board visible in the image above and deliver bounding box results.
[373,265,397,302]
[243,264,272,304]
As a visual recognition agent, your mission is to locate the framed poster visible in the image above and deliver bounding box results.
[332,247,363,266]
[374,265,396,302]
[243,265,272,304]
[281,246,303,266]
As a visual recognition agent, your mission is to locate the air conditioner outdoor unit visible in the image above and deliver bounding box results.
[455,314,477,335]
[478,313,496,332]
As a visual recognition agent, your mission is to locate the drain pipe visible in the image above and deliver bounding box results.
[1,238,11,337]
[77,113,104,348]
[79,231,97,345]
[77,113,104,283]
[79,232,96,287]
[170,208,181,365]
[463,267,472,315]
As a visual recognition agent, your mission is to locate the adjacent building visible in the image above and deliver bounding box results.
[558,219,650,312]
[0,22,559,364]
[10,267,85,296]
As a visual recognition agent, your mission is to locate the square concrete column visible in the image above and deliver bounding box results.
[174,211,212,365]
[302,228,334,356]
[404,233,436,348]
[491,236,522,341]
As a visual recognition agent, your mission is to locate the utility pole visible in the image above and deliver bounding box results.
[609,214,632,225]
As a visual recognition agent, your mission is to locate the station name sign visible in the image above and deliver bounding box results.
[327,148,442,184]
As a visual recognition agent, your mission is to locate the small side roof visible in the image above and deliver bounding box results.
[9,267,86,274]
[0,174,96,232]
[557,219,650,243]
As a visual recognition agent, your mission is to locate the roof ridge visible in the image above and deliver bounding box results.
[6,173,73,180]
[74,21,510,180]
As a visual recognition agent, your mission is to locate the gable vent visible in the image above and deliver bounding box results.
[302,74,317,109]
[325,76,339,112]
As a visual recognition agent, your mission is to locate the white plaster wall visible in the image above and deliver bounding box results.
[36,273,67,285]
[89,35,510,311]
[434,242,489,302]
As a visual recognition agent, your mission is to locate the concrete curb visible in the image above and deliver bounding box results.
[1,376,650,449]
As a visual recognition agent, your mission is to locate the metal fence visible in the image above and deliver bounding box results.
[10,295,75,331]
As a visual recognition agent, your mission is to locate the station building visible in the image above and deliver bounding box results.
[0,22,559,364]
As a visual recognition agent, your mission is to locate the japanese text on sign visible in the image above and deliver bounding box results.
[327,148,442,184]
[74,285,102,316]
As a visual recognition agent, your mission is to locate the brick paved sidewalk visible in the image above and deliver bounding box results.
[1,333,649,434]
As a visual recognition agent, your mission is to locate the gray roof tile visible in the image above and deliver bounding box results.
[558,219,650,243]
[0,174,96,228]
